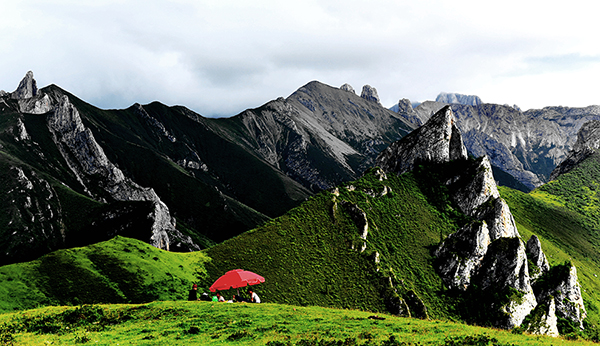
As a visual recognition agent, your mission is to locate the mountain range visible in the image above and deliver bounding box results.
[0,72,415,264]
[2,102,600,339]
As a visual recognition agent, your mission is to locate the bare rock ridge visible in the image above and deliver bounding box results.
[376,105,586,335]
[4,72,198,252]
[435,92,482,106]
[550,120,600,180]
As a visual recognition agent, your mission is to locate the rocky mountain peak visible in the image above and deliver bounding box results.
[397,98,413,114]
[375,105,467,175]
[435,92,482,106]
[360,85,380,103]
[11,71,38,100]
[340,83,355,94]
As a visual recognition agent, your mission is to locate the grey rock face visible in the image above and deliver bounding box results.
[550,120,600,180]
[340,83,355,94]
[376,106,467,175]
[1,166,66,263]
[526,235,550,281]
[360,85,380,103]
[451,156,500,217]
[11,71,38,100]
[474,197,520,241]
[234,81,414,190]
[436,92,483,106]
[134,103,177,143]
[535,264,587,330]
[525,297,559,337]
[397,98,413,114]
[19,94,53,114]
[475,237,537,329]
[434,221,491,290]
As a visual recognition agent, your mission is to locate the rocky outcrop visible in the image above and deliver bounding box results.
[534,264,587,330]
[11,71,38,100]
[360,85,380,103]
[474,198,520,241]
[451,156,500,217]
[340,83,355,94]
[376,105,467,175]
[550,120,600,180]
[435,92,483,106]
[341,201,369,252]
[524,298,560,337]
[397,98,413,114]
[526,235,550,281]
[376,103,564,332]
[433,221,490,290]
[474,237,537,329]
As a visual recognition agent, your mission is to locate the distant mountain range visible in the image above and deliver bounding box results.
[0,72,413,264]
[3,71,600,263]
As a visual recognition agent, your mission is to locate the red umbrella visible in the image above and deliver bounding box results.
[209,269,265,292]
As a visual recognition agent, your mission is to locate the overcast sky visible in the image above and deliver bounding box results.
[2,1,599,117]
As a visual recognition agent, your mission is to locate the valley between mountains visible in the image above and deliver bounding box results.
[2,72,600,342]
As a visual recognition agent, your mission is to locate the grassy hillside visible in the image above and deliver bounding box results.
[204,167,464,320]
[0,236,210,313]
[0,301,594,346]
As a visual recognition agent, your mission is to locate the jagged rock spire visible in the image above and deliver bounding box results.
[376,105,467,175]
[11,71,38,100]
[360,85,380,103]
[340,83,355,94]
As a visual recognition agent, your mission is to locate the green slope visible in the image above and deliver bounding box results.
[0,236,210,313]
[204,167,463,320]
[1,301,594,346]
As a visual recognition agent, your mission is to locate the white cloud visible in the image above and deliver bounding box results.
[2,0,600,116]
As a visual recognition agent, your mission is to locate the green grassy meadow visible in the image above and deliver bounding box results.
[0,301,594,346]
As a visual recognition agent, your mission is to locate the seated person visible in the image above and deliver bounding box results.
[217,292,225,302]
[187,284,198,301]
[248,289,261,303]
[233,294,249,303]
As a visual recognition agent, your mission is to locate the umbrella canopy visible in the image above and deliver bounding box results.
[209,269,265,292]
